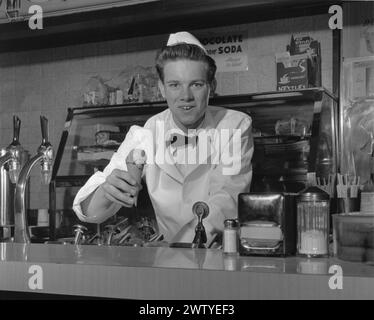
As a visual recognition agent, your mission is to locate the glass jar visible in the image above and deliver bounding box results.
[223,219,239,255]
[296,186,330,257]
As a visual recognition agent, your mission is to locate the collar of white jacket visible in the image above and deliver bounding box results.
[167,31,207,54]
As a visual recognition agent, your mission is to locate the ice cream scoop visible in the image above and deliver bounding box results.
[126,148,147,206]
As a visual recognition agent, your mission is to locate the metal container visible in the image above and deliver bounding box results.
[296,186,330,257]
[238,193,297,256]
[0,148,29,228]
[0,148,14,227]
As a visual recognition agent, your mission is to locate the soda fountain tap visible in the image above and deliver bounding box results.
[14,116,53,243]
[0,116,24,183]
[73,224,88,245]
[104,225,118,246]
[192,201,209,248]
[40,115,53,185]
[0,116,26,241]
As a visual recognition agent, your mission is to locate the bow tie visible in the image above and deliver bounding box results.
[166,133,199,149]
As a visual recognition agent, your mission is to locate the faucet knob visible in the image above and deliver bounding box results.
[74,224,88,233]
[73,224,88,245]
[38,116,53,185]
[6,115,24,183]
[12,115,21,146]
[40,116,49,145]
[192,202,209,221]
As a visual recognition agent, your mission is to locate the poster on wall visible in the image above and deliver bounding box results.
[198,31,248,73]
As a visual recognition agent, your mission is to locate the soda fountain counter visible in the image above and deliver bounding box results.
[0,243,374,299]
[1,88,374,299]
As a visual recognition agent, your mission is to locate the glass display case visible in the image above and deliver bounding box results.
[340,56,374,185]
[49,87,338,241]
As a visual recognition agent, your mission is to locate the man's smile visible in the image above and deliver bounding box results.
[179,105,195,111]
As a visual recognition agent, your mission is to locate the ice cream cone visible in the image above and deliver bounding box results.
[126,149,146,206]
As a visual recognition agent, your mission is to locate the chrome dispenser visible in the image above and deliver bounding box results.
[238,193,297,256]
[14,116,53,243]
[0,116,28,240]
[0,116,23,184]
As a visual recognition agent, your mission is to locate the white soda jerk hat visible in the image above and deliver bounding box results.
[167,31,207,54]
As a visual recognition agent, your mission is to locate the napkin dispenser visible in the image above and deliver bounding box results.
[238,193,297,256]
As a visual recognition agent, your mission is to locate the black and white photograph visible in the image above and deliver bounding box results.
[0,0,373,308]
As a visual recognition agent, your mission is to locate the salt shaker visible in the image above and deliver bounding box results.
[223,219,239,255]
[296,186,330,257]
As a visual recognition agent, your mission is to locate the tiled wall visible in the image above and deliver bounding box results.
[0,14,332,210]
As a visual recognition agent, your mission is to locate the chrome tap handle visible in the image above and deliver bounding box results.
[12,116,21,145]
[38,116,53,185]
[73,224,88,245]
[40,116,49,145]
[7,115,24,184]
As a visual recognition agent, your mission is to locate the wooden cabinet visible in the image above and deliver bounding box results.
[0,0,336,52]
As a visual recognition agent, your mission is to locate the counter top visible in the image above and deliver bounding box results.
[0,242,373,299]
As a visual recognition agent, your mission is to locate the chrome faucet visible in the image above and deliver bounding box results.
[73,224,88,245]
[0,116,24,183]
[192,201,209,248]
[14,116,53,243]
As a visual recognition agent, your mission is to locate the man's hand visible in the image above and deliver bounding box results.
[100,169,142,208]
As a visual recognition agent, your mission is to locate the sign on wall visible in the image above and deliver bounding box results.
[198,31,249,73]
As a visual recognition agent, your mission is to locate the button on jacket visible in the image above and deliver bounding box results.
[73,105,253,243]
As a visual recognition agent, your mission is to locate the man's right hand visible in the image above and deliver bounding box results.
[100,169,141,208]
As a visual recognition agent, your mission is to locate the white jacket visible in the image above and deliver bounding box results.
[73,106,253,243]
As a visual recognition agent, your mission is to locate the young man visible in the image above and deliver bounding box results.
[73,31,253,243]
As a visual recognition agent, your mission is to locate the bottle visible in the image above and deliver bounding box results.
[223,219,239,255]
